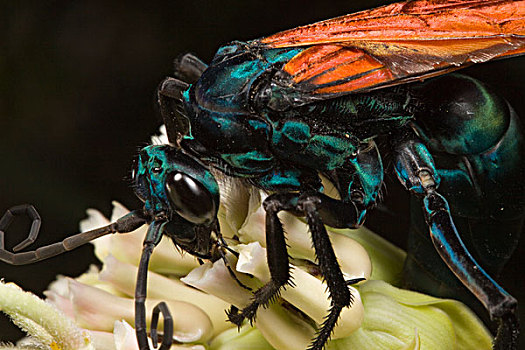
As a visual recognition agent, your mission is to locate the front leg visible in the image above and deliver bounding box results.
[394,138,519,350]
[158,53,208,143]
[227,192,296,325]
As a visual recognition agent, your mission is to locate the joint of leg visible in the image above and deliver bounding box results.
[489,295,518,319]
[418,170,436,191]
[263,200,282,213]
[297,195,321,212]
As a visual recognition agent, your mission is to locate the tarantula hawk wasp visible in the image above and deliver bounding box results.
[2,0,525,349]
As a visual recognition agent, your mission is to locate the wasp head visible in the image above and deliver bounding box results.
[132,145,220,257]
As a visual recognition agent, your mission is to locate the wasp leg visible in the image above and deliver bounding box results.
[299,193,352,350]
[173,53,208,84]
[423,188,518,349]
[135,218,172,350]
[0,207,147,265]
[215,243,252,291]
[394,138,519,350]
[227,193,295,326]
[157,53,208,143]
[214,223,251,290]
[157,77,191,142]
[227,191,357,350]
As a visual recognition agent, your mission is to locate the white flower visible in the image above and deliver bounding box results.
[0,126,493,349]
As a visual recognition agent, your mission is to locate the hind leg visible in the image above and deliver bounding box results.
[406,74,525,348]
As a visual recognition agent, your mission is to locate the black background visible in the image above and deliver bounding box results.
[1,0,524,345]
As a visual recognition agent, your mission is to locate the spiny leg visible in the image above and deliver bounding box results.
[227,191,357,350]
[215,242,252,291]
[0,206,147,265]
[299,194,352,350]
[227,193,295,326]
[212,223,252,291]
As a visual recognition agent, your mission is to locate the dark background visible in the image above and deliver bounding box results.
[1,0,524,345]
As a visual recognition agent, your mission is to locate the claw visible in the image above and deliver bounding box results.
[226,306,245,327]
[346,277,366,286]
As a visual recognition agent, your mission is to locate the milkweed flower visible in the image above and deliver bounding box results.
[0,126,493,349]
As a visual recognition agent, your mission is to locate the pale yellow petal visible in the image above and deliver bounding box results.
[236,242,364,339]
[66,278,213,343]
[99,255,232,334]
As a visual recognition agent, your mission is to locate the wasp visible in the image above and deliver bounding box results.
[1,0,524,349]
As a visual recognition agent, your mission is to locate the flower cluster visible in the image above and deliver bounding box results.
[0,127,493,349]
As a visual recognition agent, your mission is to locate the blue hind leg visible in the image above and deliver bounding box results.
[394,137,519,349]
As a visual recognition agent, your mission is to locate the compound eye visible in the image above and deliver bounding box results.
[166,172,215,225]
[132,158,149,202]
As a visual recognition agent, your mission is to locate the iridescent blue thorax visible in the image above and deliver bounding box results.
[185,41,302,115]
[177,41,397,212]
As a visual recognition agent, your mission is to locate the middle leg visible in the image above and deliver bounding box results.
[298,193,353,350]
[228,189,362,350]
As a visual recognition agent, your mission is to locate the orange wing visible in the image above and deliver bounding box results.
[255,0,525,97]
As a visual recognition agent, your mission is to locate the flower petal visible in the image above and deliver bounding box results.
[65,278,214,343]
[329,226,405,284]
[327,280,492,350]
[238,201,371,281]
[182,256,319,350]
[113,320,139,350]
[182,259,253,308]
[45,289,75,319]
[236,242,364,339]
[256,303,315,350]
[216,176,258,240]
[210,326,273,350]
[99,255,232,334]
[88,329,118,350]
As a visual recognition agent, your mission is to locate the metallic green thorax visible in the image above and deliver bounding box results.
[174,42,524,328]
